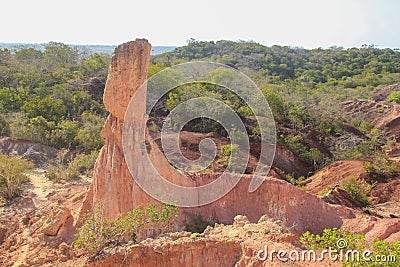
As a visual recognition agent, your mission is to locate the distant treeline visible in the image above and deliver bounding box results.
[0,43,176,55]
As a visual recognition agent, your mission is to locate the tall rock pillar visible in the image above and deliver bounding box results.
[82,39,152,218]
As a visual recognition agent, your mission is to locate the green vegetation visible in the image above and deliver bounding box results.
[217,144,245,173]
[301,228,365,251]
[0,155,34,201]
[343,138,381,160]
[340,177,373,207]
[387,91,400,103]
[2,41,400,177]
[281,135,324,167]
[0,43,109,153]
[219,144,239,164]
[149,41,400,174]
[301,228,400,266]
[153,41,400,94]
[45,150,99,182]
[72,201,178,255]
[363,154,398,181]
[285,173,305,186]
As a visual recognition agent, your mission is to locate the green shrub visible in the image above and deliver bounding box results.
[72,201,178,255]
[301,228,365,251]
[46,150,76,181]
[363,154,398,181]
[344,138,381,159]
[285,174,305,186]
[72,150,99,177]
[358,120,372,134]
[0,155,34,201]
[341,177,372,207]
[46,150,99,181]
[303,148,324,168]
[221,144,238,157]
[218,144,243,172]
[0,114,9,136]
[46,163,80,182]
[387,91,400,103]
[74,112,105,152]
[301,228,400,267]
[282,134,307,158]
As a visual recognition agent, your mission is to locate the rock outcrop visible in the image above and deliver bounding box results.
[342,99,400,139]
[81,39,153,219]
[81,39,348,236]
[40,207,71,236]
[321,186,363,209]
[0,138,58,167]
[86,215,341,267]
[372,83,400,101]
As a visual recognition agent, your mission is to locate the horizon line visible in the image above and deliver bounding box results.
[0,40,398,50]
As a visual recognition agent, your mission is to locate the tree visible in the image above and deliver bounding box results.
[261,86,288,122]
[363,154,398,181]
[51,120,80,149]
[0,88,28,113]
[74,111,105,151]
[21,96,66,122]
[0,48,13,88]
[0,114,9,136]
[0,155,34,201]
[83,53,110,77]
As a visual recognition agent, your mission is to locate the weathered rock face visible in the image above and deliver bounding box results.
[342,99,400,139]
[85,216,337,267]
[0,137,59,167]
[82,39,346,234]
[40,207,71,236]
[81,39,153,219]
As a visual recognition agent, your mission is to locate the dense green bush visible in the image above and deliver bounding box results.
[218,144,244,173]
[301,228,400,267]
[301,228,365,251]
[154,41,400,92]
[74,111,105,152]
[0,155,34,201]
[285,173,305,186]
[0,44,109,153]
[2,41,400,176]
[344,138,381,159]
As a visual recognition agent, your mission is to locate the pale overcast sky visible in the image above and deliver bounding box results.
[1,0,399,48]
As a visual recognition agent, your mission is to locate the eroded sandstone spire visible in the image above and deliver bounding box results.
[81,39,153,218]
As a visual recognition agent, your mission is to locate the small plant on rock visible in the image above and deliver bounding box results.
[363,154,398,182]
[340,177,373,207]
[72,201,178,256]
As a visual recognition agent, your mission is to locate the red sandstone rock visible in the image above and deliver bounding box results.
[84,217,339,267]
[81,39,347,236]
